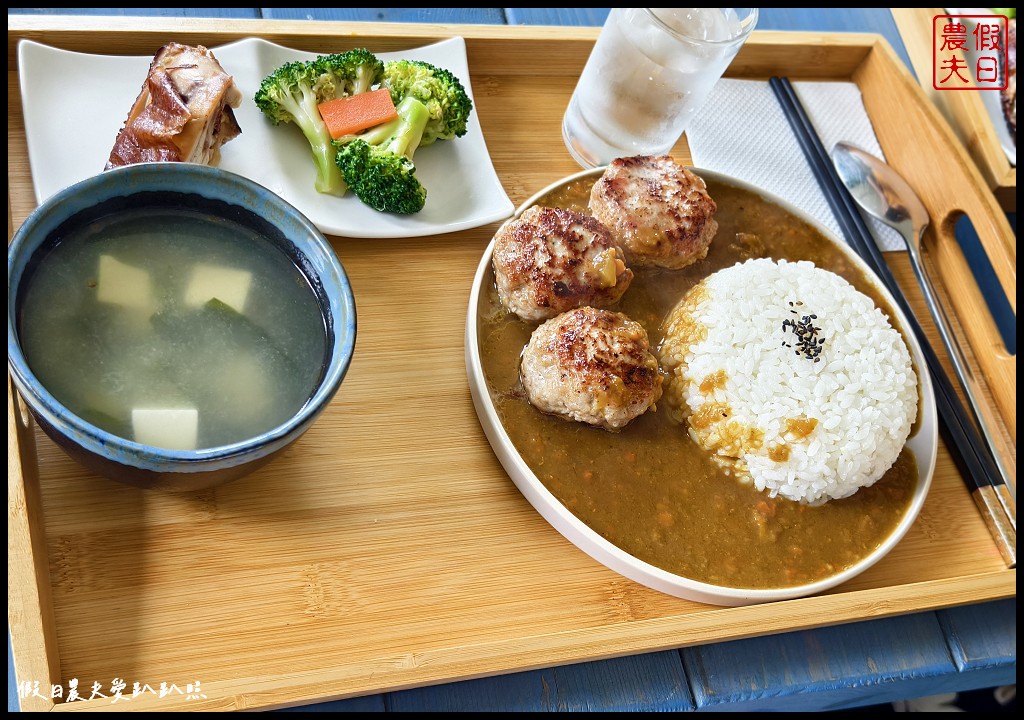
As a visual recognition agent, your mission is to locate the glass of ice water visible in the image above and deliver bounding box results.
[562,8,758,168]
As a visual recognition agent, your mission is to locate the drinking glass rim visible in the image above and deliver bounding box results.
[641,8,759,45]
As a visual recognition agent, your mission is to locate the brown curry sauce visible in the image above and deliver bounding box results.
[478,177,918,590]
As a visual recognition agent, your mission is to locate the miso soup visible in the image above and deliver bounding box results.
[18,207,328,450]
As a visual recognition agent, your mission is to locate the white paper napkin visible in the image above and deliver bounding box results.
[686,78,904,252]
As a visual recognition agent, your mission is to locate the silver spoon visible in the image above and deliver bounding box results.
[830,141,1016,519]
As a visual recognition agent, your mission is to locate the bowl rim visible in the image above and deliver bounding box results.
[7,162,357,472]
[464,164,938,606]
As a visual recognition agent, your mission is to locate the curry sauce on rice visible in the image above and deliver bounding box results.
[478,173,921,589]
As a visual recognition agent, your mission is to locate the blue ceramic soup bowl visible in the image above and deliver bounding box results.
[8,163,356,491]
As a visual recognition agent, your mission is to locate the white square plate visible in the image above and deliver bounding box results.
[18,36,515,237]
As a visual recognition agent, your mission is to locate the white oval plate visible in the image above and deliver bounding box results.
[465,167,938,606]
[17,37,514,238]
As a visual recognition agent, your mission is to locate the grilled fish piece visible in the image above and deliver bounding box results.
[106,43,242,169]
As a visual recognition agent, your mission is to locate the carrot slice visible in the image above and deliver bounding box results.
[318,88,398,139]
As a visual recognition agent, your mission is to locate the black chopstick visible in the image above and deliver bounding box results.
[768,76,1015,568]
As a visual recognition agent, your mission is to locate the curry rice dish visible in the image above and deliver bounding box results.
[478,172,920,590]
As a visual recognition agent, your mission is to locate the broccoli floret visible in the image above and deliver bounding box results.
[254,49,384,196]
[383,59,473,145]
[255,60,348,196]
[313,48,385,99]
[335,96,430,214]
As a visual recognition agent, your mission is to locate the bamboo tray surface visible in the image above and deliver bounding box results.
[7,17,1016,713]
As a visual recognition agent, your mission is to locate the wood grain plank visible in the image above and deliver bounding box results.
[683,611,956,711]
[504,8,609,27]
[937,598,1016,672]
[261,8,507,25]
[4,17,601,79]
[757,8,914,70]
[385,650,691,711]
[8,7,260,18]
[952,216,1016,356]
[501,2,918,83]
[546,652,692,711]
[5,18,1017,713]
[272,693,385,712]
[503,8,914,69]
[386,668,555,712]
[3,19,879,82]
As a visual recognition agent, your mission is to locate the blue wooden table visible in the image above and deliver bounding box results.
[7,7,1016,712]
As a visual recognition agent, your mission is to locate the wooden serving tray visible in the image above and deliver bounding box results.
[891,7,1017,211]
[7,17,1017,712]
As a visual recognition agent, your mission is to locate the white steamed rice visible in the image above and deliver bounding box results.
[659,258,918,505]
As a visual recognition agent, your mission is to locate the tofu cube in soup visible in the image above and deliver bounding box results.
[185,264,253,313]
[97,255,154,314]
[131,407,199,450]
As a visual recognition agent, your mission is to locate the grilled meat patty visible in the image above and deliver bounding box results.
[589,155,719,270]
[492,205,633,322]
[520,307,662,431]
